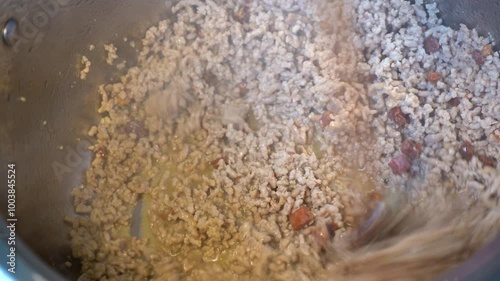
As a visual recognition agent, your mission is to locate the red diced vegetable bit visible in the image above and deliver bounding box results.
[290,206,315,230]
[96,147,107,158]
[459,141,474,161]
[426,71,441,84]
[448,97,460,107]
[233,6,250,23]
[389,154,412,175]
[401,139,422,159]
[319,111,335,129]
[388,106,409,127]
[472,49,486,66]
[209,157,226,169]
[478,155,497,167]
[424,36,439,54]
[369,191,384,202]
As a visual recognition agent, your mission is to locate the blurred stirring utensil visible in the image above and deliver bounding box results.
[130,195,143,238]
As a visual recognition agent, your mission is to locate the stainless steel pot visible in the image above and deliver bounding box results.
[0,0,499,280]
